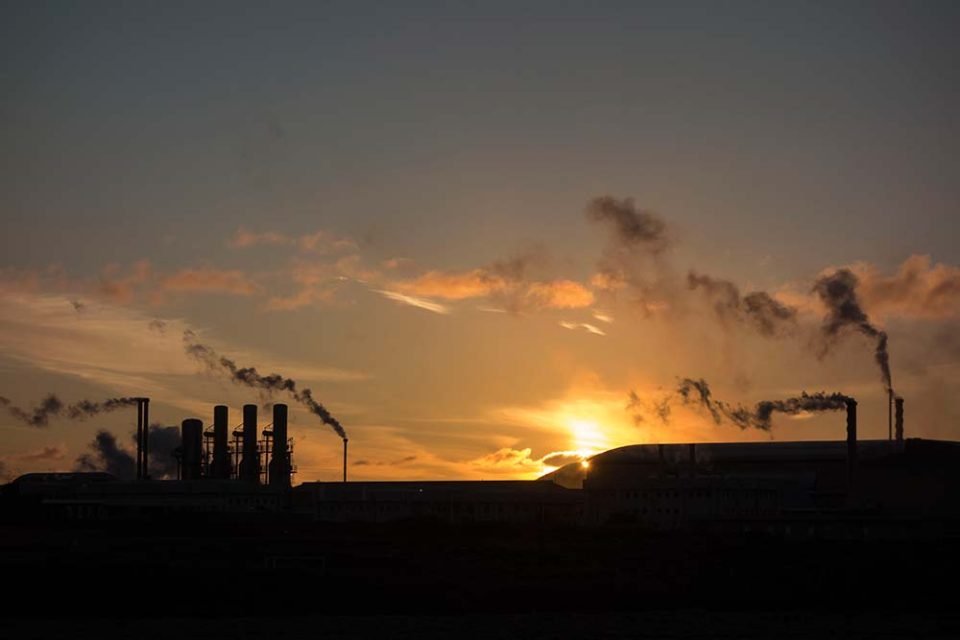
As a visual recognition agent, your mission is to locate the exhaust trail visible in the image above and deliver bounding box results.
[629,378,853,432]
[0,394,140,428]
[813,268,892,393]
[182,331,347,439]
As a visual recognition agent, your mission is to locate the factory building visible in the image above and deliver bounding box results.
[293,480,582,524]
[3,396,960,537]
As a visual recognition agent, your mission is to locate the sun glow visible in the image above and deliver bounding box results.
[566,416,609,457]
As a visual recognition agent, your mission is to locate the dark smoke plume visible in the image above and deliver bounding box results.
[75,431,135,480]
[353,455,416,467]
[70,300,85,313]
[675,377,725,424]
[182,331,347,439]
[813,268,892,392]
[739,391,853,431]
[0,394,139,428]
[629,378,852,432]
[74,424,180,480]
[144,425,181,479]
[586,196,669,253]
[627,390,671,425]
[687,272,797,337]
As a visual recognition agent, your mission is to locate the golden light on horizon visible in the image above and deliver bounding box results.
[566,416,609,456]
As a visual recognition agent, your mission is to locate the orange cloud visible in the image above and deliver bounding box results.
[851,254,960,320]
[98,260,152,303]
[264,286,338,311]
[161,268,258,295]
[526,280,594,309]
[395,269,508,300]
[228,227,356,253]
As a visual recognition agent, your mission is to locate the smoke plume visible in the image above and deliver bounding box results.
[145,425,181,478]
[687,272,797,337]
[74,424,181,480]
[75,430,135,480]
[629,378,853,432]
[813,268,892,392]
[182,331,347,439]
[0,395,140,428]
[586,196,669,252]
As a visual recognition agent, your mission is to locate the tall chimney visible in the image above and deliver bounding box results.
[135,398,150,480]
[845,398,857,498]
[212,405,231,479]
[895,397,904,443]
[136,399,143,480]
[269,403,290,488]
[888,389,893,441]
[343,438,348,483]
[181,418,203,480]
[142,398,149,479]
[240,404,260,484]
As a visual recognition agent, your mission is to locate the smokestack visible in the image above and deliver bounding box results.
[212,405,230,479]
[845,398,857,498]
[888,389,893,441]
[136,400,143,480]
[135,398,150,480]
[181,418,203,480]
[142,398,149,479]
[269,404,289,488]
[343,438,348,482]
[895,397,904,443]
[240,404,260,484]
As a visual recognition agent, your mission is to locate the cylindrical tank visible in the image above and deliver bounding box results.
[212,405,231,479]
[181,418,203,481]
[269,403,289,487]
[240,404,260,484]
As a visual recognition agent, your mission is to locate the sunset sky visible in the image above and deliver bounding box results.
[2,1,959,482]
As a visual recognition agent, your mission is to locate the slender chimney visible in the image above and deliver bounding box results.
[895,397,904,443]
[181,418,203,480]
[269,404,289,488]
[212,405,231,479]
[142,398,149,479]
[845,398,857,498]
[888,389,893,441]
[136,399,143,480]
[343,438,348,483]
[240,404,260,484]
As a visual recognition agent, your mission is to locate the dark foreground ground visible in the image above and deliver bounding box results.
[2,519,958,638]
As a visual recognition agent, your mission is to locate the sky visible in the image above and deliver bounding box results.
[1,0,959,482]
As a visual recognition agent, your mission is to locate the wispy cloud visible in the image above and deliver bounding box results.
[559,321,606,336]
[376,290,450,314]
[228,227,357,254]
[161,268,259,296]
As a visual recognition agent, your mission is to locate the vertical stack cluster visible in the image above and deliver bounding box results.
[172,403,294,486]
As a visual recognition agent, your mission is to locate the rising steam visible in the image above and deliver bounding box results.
[0,394,140,428]
[182,331,347,439]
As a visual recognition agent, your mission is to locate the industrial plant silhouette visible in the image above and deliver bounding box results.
[3,393,960,636]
